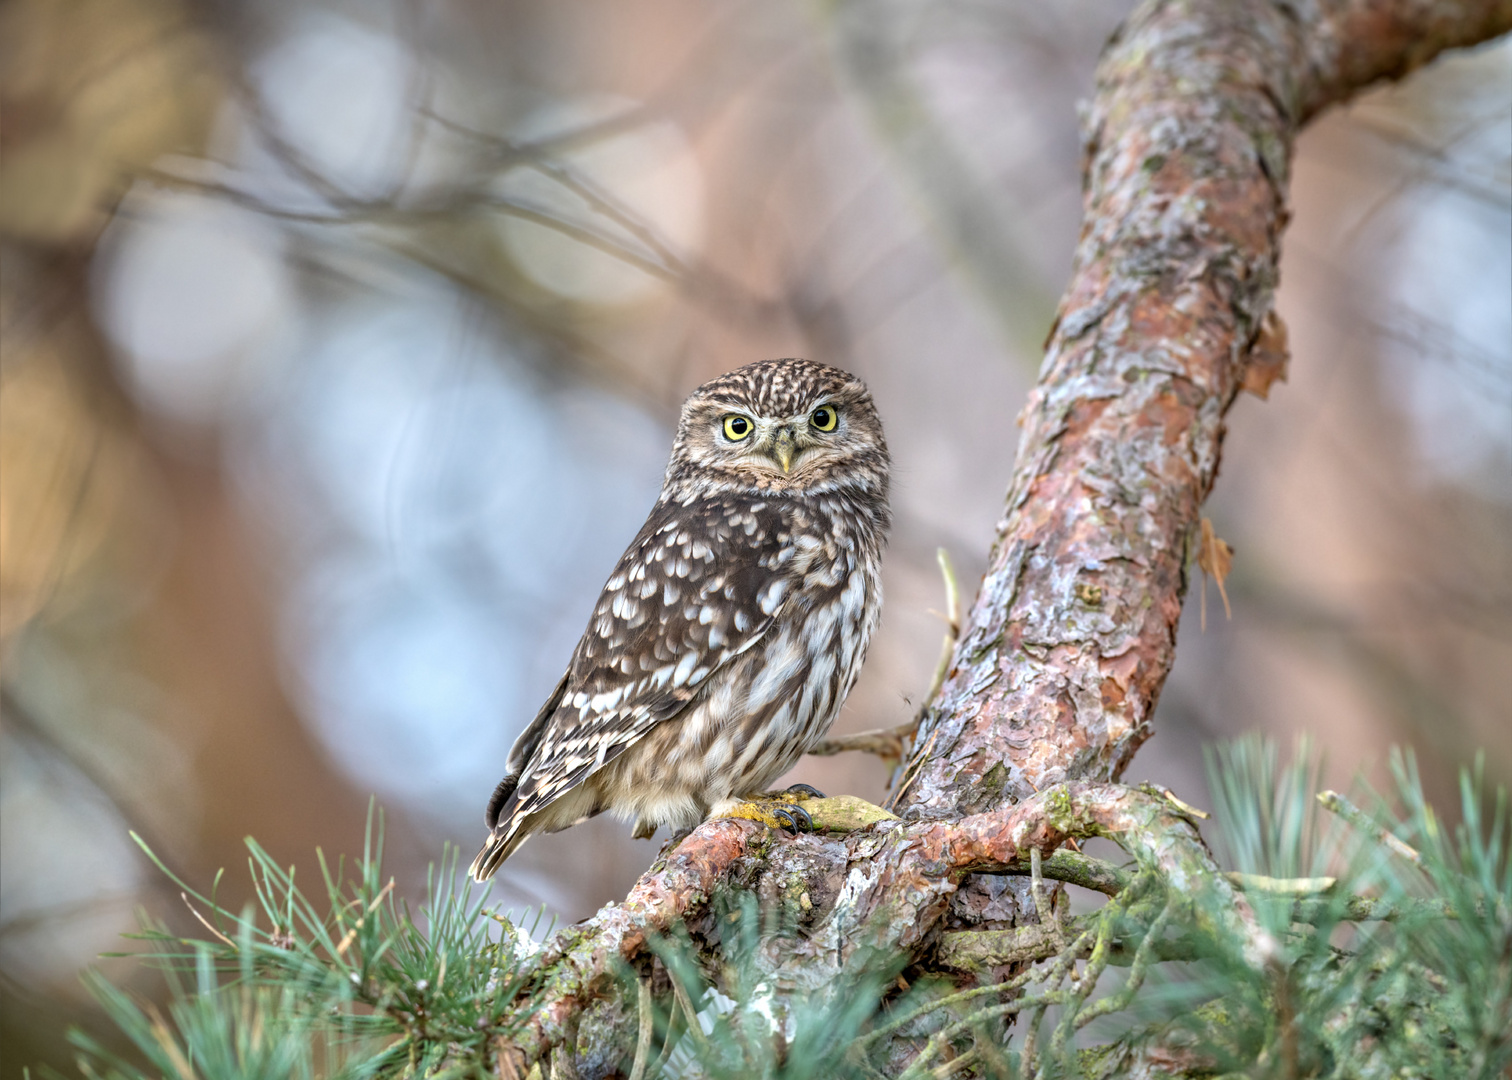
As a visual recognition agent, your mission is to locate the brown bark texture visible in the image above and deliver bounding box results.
[497,0,1512,1073]
[901,0,1512,819]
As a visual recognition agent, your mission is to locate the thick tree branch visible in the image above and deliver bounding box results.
[1297,0,1512,120]
[898,0,1512,820]
[506,783,1266,1062]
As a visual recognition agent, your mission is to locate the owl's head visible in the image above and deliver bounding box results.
[666,359,889,495]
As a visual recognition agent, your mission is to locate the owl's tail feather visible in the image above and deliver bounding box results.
[469,824,528,882]
[473,772,528,881]
[485,773,520,829]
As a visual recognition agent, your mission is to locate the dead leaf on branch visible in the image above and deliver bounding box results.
[1242,309,1290,400]
[1197,517,1234,631]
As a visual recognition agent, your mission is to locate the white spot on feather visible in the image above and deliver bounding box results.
[745,631,805,713]
[759,579,789,615]
[590,687,624,712]
[672,651,699,688]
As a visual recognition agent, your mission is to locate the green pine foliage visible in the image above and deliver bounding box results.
[58,811,538,1080]
[626,901,904,1080]
[1172,740,1512,1080]
[52,741,1511,1079]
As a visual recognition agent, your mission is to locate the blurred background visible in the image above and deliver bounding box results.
[1,0,1507,1072]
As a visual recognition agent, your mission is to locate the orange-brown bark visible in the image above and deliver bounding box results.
[511,783,1265,1063]
[899,0,1512,819]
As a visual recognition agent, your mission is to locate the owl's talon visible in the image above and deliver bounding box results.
[773,805,814,833]
[718,799,815,833]
[758,784,826,804]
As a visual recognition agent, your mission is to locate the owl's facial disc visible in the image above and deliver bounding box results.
[671,361,886,493]
[711,411,819,474]
[746,417,828,474]
[713,402,854,476]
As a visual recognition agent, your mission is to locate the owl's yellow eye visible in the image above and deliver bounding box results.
[810,405,838,432]
[722,414,754,441]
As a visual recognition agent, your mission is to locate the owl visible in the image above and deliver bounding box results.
[470,358,890,882]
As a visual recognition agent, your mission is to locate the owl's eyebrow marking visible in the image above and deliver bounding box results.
[700,397,753,411]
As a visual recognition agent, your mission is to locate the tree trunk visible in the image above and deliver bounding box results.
[496,1,1512,1075]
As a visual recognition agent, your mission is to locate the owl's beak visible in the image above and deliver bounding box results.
[770,427,799,473]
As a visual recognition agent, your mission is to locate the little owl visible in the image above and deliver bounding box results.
[470,358,889,881]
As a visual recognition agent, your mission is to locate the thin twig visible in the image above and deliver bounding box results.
[1030,847,1062,947]
[335,879,396,956]
[628,975,653,1080]
[898,996,1035,1080]
[181,893,237,950]
[857,964,1042,1049]
[651,989,685,1078]
[1072,896,1177,1032]
[912,919,1102,1080]
[807,723,916,759]
[813,548,961,762]
[1019,1001,1050,1080]
[1045,900,1118,1063]
[421,103,654,167]
[885,726,938,810]
[1225,872,1335,895]
[1141,782,1211,820]
[1318,790,1424,866]
[670,971,711,1058]
[1009,850,1133,897]
[530,160,689,274]
[925,548,962,704]
[931,1046,979,1079]
[889,927,1100,1080]
[939,915,1210,971]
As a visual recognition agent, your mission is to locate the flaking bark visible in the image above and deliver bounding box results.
[898,0,1512,819]
[508,784,1268,1064]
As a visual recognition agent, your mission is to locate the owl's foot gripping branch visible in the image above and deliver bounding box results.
[494,782,1277,1076]
[709,789,896,834]
[708,783,831,832]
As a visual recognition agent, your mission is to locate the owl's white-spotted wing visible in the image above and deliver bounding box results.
[498,494,797,828]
